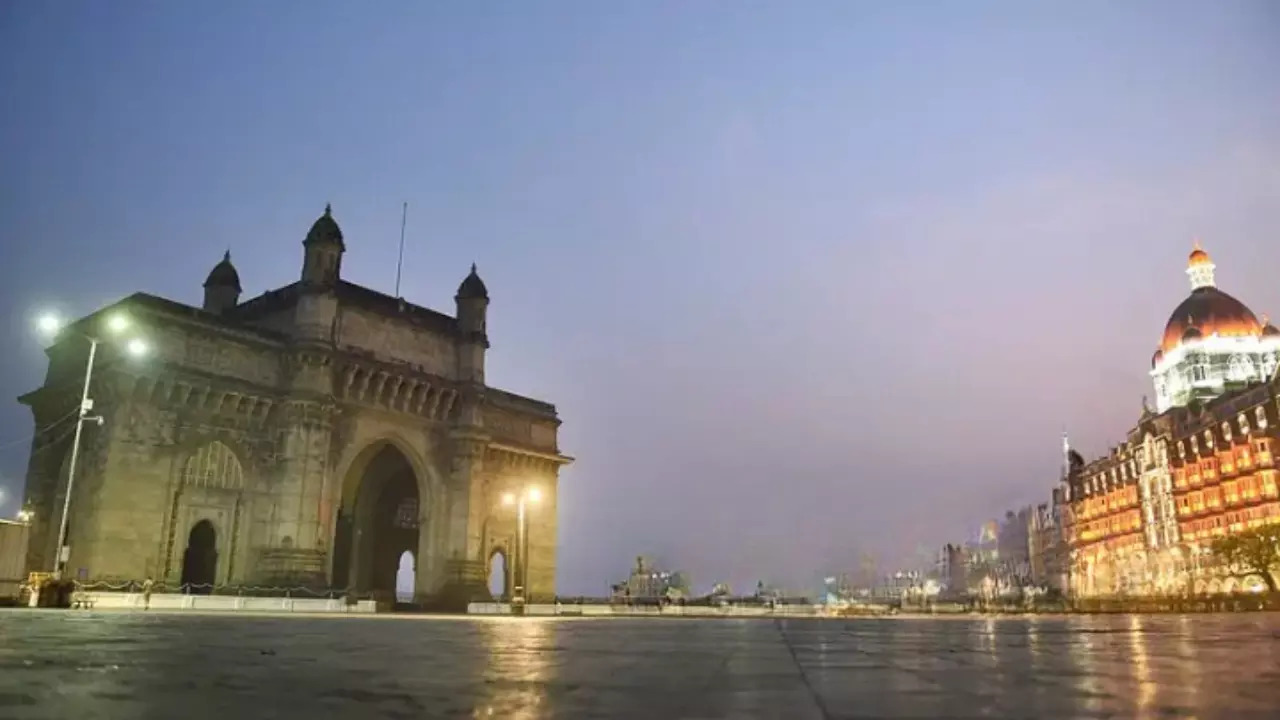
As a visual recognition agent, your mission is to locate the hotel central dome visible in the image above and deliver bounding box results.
[1149,243,1279,412]
[1157,244,1264,354]
[1159,288,1263,354]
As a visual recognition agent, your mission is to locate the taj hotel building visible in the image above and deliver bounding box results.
[1062,245,1280,598]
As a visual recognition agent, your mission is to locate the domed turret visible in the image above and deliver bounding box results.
[305,203,345,250]
[1186,240,1216,290]
[455,263,489,384]
[203,250,241,314]
[1263,315,1279,339]
[456,263,489,301]
[301,204,345,286]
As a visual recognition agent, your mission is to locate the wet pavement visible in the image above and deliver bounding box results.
[1,610,1278,719]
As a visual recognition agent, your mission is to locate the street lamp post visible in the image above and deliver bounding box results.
[37,311,147,579]
[53,335,98,579]
[501,486,542,615]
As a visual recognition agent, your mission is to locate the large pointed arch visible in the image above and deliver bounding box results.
[331,438,437,599]
[333,435,438,513]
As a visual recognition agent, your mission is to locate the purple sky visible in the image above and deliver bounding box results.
[2,2,1278,594]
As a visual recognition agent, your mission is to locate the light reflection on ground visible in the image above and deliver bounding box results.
[1,610,1278,718]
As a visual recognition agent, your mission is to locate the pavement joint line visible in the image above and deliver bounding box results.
[773,618,834,720]
[674,641,740,717]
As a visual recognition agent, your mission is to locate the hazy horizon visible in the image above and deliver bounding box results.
[2,1,1279,594]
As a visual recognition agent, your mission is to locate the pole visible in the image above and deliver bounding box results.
[516,497,526,605]
[394,202,408,298]
[53,337,97,578]
[522,498,531,603]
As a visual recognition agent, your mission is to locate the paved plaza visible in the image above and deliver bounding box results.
[1,610,1278,719]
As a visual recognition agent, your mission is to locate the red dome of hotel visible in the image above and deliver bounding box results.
[1157,244,1264,353]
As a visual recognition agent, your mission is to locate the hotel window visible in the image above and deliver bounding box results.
[1242,476,1257,499]
[1222,422,1232,443]
[1223,483,1239,505]
[1257,407,1268,429]
[1178,441,1186,459]
[1239,413,1250,435]
[1204,430,1214,449]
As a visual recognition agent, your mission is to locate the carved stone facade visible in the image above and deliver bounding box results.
[18,206,572,608]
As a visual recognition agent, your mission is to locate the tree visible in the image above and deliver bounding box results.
[1210,525,1280,593]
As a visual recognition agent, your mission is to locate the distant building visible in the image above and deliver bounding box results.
[1028,494,1067,593]
[997,507,1032,584]
[870,571,922,602]
[613,556,689,600]
[938,543,968,595]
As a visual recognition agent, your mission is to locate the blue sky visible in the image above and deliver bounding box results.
[2,1,1278,594]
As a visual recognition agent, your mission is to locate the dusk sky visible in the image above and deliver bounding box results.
[2,2,1278,594]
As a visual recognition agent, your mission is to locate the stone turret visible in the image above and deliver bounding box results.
[301,204,344,287]
[202,250,241,314]
[454,263,489,386]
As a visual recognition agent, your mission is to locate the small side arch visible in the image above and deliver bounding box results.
[180,519,219,593]
[488,545,511,601]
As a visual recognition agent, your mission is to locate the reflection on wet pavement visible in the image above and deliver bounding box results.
[1,611,1278,718]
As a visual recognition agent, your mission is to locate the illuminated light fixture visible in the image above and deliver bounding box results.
[36,313,62,337]
[106,312,130,334]
[31,305,150,579]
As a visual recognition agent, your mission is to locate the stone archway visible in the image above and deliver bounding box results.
[181,520,218,593]
[332,444,422,600]
[488,547,510,601]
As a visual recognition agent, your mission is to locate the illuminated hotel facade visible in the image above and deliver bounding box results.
[1062,245,1280,598]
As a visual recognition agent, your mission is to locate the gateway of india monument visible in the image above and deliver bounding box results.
[18,205,571,608]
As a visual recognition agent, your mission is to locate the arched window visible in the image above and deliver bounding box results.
[1227,355,1254,382]
[183,441,244,490]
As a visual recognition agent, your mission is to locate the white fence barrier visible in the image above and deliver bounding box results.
[467,602,821,618]
[81,592,378,614]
